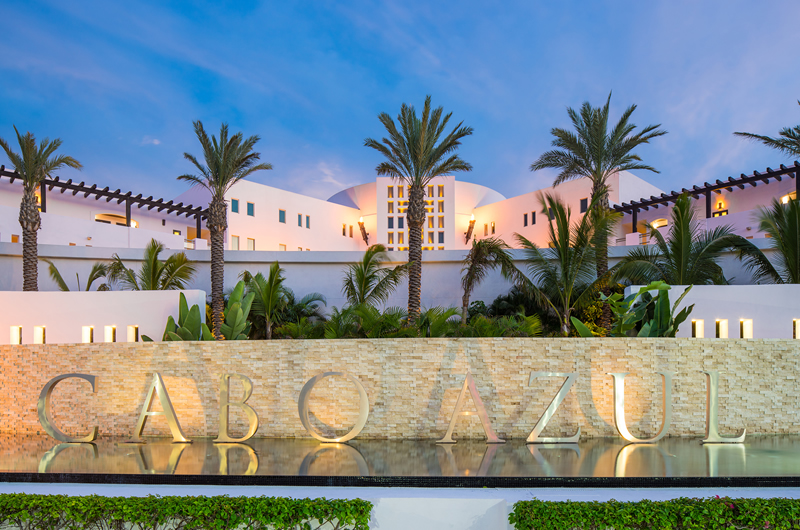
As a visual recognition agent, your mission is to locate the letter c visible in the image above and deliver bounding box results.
[37,373,98,442]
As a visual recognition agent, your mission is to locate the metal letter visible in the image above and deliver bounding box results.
[129,373,191,443]
[214,374,259,443]
[216,443,259,475]
[38,443,98,473]
[702,371,746,443]
[37,373,98,442]
[436,373,505,444]
[297,371,369,443]
[608,371,675,443]
[527,372,580,443]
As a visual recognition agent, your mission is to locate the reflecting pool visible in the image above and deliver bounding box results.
[3,435,800,478]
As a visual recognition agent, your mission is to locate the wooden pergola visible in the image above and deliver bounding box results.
[613,162,800,232]
[0,166,208,236]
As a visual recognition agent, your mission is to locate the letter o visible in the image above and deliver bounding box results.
[297,371,369,443]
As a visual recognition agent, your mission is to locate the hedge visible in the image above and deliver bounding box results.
[0,494,372,529]
[509,497,800,530]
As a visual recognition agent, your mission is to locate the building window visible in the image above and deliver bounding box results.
[279,210,286,223]
[428,232,434,244]
[247,202,255,216]
[691,320,704,338]
[388,202,394,214]
[438,185,444,197]
[398,217,404,229]
[231,199,239,213]
[306,215,310,229]
[231,236,240,250]
[428,217,434,229]
[531,212,536,225]
[398,232,404,244]
[173,230,181,236]
[438,201,444,213]
[524,213,528,227]
[247,238,255,251]
[388,217,394,229]
[716,319,728,338]
[438,216,444,228]
[712,210,728,217]
[740,319,753,339]
[279,244,287,251]
[491,222,495,234]
[428,185,434,197]
[11,234,19,243]
[388,232,394,244]
[298,213,303,227]
[343,224,346,236]
[398,186,404,199]
[350,225,353,238]
[388,186,394,198]
[580,198,588,213]
[438,231,444,244]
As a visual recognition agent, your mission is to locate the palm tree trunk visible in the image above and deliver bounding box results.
[461,292,470,325]
[265,319,272,340]
[208,197,227,340]
[562,312,571,336]
[19,189,41,291]
[406,184,425,325]
[593,185,612,331]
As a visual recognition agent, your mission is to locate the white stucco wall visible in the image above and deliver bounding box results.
[0,289,206,345]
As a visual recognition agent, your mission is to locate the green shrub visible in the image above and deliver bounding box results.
[0,494,372,530]
[509,496,800,530]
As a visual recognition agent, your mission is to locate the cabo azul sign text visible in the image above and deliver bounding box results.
[37,369,745,445]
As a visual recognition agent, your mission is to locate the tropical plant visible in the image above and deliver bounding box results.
[351,304,411,338]
[734,101,800,157]
[364,95,473,325]
[613,194,747,286]
[530,93,666,327]
[323,306,358,339]
[341,244,408,307]
[245,262,288,340]
[0,126,82,291]
[275,317,325,339]
[460,237,520,324]
[458,314,543,338]
[179,121,272,339]
[107,238,196,290]
[278,288,327,323]
[514,193,606,336]
[220,280,255,340]
[41,258,109,291]
[416,306,461,337]
[143,292,213,341]
[735,198,800,284]
[571,281,694,338]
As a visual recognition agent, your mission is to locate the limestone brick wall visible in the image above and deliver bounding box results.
[1,338,797,440]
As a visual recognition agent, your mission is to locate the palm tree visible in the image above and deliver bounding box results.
[0,126,82,291]
[279,288,327,323]
[459,237,520,324]
[735,198,800,284]
[614,194,746,286]
[515,193,606,336]
[107,238,197,290]
[245,262,287,340]
[734,101,800,157]
[364,95,473,325]
[530,93,666,328]
[179,121,272,339]
[341,244,409,308]
[41,258,109,291]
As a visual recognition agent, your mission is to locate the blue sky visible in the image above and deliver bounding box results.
[1,0,799,203]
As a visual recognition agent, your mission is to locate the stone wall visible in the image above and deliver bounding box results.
[1,338,797,440]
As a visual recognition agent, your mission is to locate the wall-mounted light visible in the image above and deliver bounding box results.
[9,326,22,345]
[357,217,369,245]
[104,325,116,343]
[464,214,476,244]
[81,326,94,344]
[127,325,139,343]
[33,326,46,345]
[717,201,724,210]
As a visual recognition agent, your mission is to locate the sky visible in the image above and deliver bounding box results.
[1,0,799,204]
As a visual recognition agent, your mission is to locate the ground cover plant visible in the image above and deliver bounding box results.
[0,494,372,530]
[509,496,800,530]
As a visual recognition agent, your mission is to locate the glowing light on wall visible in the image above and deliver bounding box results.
[691,319,704,338]
[715,319,728,339]
[740,319,753,339]
[127,325,139,343]
[9,326,22,345]
[33,326,46,345]
[104,325,116,343]
[81,326,94,344]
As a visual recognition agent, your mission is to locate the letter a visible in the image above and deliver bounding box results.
[608,371,674,443]
[437,373,504,444]
[214,374,259,443]
[527,372,580,443]
[129,373,191,443]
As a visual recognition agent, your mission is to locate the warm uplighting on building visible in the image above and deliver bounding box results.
[33,326,46,345]
[9,326,22,345]
[464,214,476,243]
[740,319,753,339]
[81,326,94,344]
[691,319,704,338]
[104,325,116,343]
[357,217,369,245]
[651,218,668,229]
[127,325,139,343]
[715,319,728,339]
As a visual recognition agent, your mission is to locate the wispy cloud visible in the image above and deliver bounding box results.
[140,136,161,146]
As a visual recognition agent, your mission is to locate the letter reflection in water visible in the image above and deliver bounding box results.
[38,374,98,443]
[608,372,675,443]
[702,371,746,444]
[214,374,259,443]
[216,444,258,475]
[38,443,98,473]
[129,373,191,443]
[527,372,580,443]
[298,443,369,476]
[135,444,188,474]
[298,372,369,443]
[437,373,504,444]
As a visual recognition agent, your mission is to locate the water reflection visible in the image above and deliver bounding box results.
[3,435,800,477]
